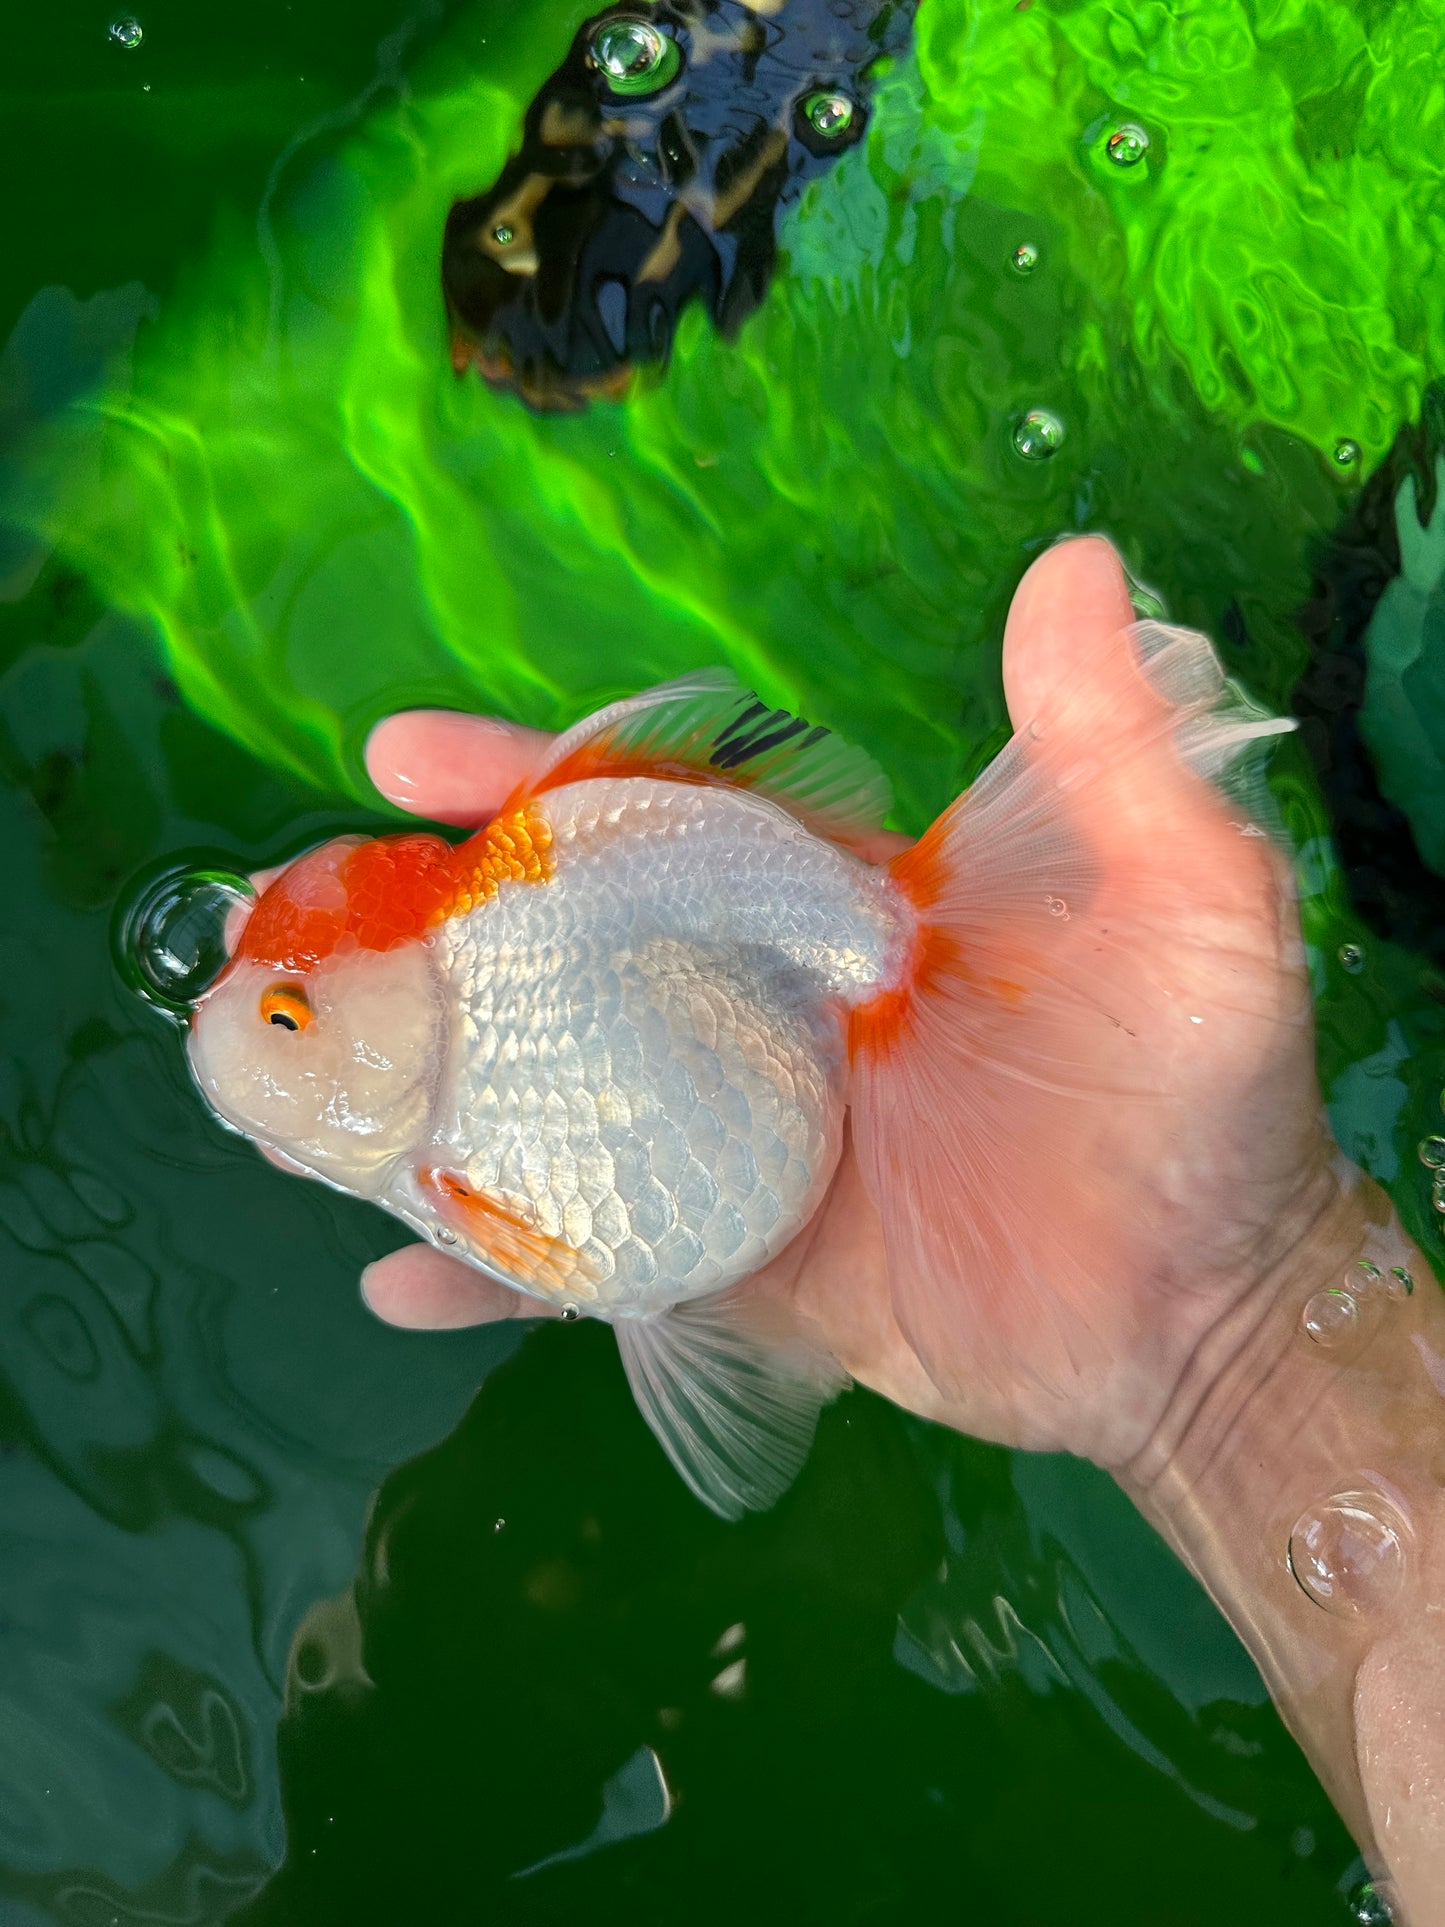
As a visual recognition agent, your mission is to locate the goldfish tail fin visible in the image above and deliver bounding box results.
[615,1294,849,1520]
[849,618,1295,1402]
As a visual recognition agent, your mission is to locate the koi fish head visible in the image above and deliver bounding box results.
[187,835,451,1192]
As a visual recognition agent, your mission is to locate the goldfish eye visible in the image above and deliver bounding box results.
[260,983,312,1032]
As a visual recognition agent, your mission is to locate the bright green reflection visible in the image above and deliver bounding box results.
[12,0,1444,833]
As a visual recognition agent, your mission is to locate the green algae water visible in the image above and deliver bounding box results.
[2,0,1444,1917]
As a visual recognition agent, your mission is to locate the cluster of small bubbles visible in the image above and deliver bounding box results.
[1419,1135,1445,1170]
[492,223,515,246]
[116,862,253,1012]
[561,1303,581,1322]
[1337,942,1366,973]
[1105,122,1149,167]
[1387,1265,1415,1299]
[493,1517,506,1533]
[1013,409,1064,460]
[1010,241,1039,275]
[1043,895,1070,919]
[1287,1487,1410,1617]
[1334,438,1362,470]
[588,17,680,93]
[1301,1287,1359,1347]
[803,91,855,138]
[109,15,143,48]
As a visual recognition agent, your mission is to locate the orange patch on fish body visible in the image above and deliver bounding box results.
[444,807,554,915]
[419,1168,599,1299]
[239,809,553,974]
[847,820,1033,1060]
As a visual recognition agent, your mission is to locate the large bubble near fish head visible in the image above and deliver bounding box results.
[114,856,255,1013]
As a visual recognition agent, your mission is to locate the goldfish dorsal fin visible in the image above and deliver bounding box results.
[614,1293,849,1520]
[517,668,894,843]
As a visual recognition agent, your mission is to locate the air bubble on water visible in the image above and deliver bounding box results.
[436,1227,458,1246]
[1386,1265,1414,1299]
[1431,1173,1445,1215]
[115,861,253,1013]
[493,1517,506,1533]
[109,15,143,48]
[1044,895,1069,919]
[588,17,680,94]
[1287,1487,1410,1617]
[1347,1881,1395,1927]
[1418,1135,1445,1170]
[1010,241,1039,274]
[1014,409,1064,460]
[561,1303,581,1321]
[803,91,856,138]
[1301,1288,1359,1347]
[492,223,515,245]
[1334,438,1361,469]
[1105,122,1149,167]
[1343,1259,1382,1297]
[1337,942,1365,973]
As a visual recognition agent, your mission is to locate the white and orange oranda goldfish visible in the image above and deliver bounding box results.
[188,638,1290,1517]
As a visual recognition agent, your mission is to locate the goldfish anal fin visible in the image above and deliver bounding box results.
[511,669,893,844]
[613,1293,848,1520]
[421,1169,599,1300]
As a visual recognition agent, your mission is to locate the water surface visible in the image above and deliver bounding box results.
[2,0,1443,1918]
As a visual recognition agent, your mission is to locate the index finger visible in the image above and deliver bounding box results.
[365,710,552,827]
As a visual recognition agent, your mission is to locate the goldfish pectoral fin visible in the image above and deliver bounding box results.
[418,1168,599,1300]
[512,669,893,845]
[614,1295,849,1521]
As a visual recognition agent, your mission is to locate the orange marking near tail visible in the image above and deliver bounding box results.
[419,1168,599,1300]
[847,820,1029,1062]
[239,809,553,974]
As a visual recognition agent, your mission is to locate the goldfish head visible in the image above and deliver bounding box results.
[187,835,452,1192]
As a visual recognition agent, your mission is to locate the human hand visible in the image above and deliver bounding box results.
[358,536,1340,1476]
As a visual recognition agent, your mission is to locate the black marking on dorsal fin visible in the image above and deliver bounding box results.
[711,711,817,770]
[523,668,894,842]
[710,698,770,754]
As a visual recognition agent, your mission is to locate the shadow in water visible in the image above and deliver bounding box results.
[1294,382,1445,970]
[443,0,915,410]
[234,1327,1353,1927]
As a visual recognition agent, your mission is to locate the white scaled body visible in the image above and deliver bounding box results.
[187,647,1291,1519]
[411,777,903,1314]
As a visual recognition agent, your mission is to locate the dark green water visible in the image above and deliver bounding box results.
[2,0,1444,1920]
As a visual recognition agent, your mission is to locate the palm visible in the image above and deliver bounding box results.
[359,540,1330,1472]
